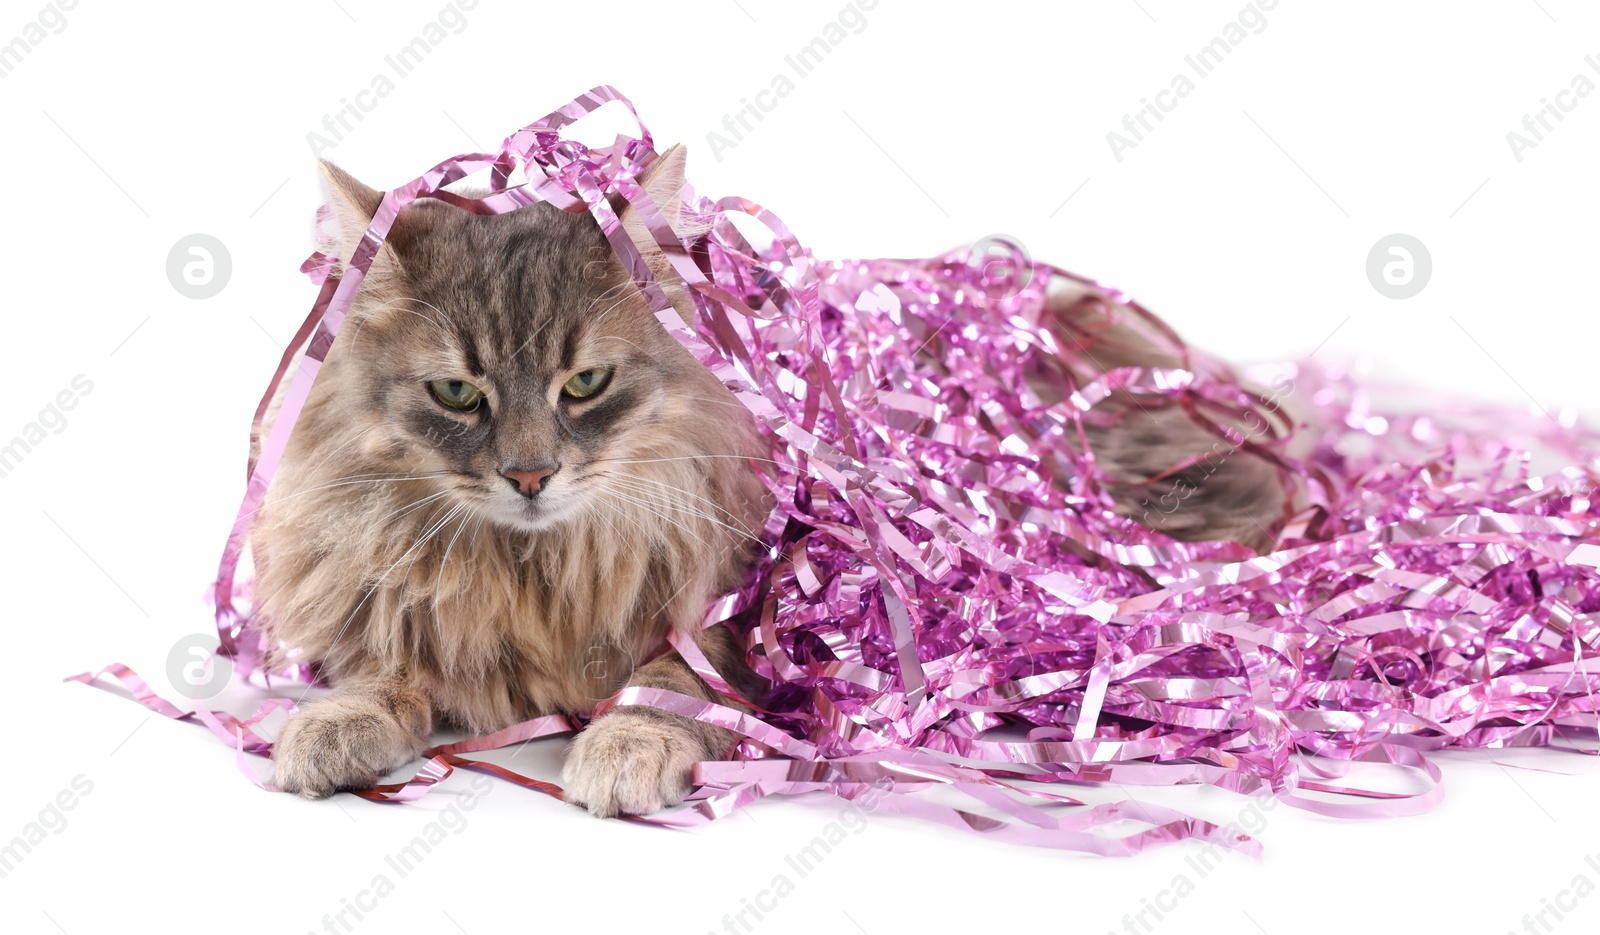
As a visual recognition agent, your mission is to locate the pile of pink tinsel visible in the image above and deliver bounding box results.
[71,88,1600,856]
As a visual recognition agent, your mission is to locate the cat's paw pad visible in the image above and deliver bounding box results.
[272,711,399,799]
[562,711,704,818]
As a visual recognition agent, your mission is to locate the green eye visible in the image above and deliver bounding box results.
[429,378,484,412]
[562,367,612,399]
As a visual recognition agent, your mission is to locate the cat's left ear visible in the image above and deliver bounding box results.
[616,144,703,324]
[622,143,688,231]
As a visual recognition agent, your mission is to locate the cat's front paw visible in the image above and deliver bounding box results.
[272,707,417,799]
[562,710,708,818]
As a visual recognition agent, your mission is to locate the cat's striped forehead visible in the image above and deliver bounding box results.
[393,202,646,386]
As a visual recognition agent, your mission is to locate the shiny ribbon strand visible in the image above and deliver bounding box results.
[68,86,1600,857]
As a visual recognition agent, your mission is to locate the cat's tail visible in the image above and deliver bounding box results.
[1037,277,1290,553]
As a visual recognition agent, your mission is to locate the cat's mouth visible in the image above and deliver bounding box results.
[492,492,580,533]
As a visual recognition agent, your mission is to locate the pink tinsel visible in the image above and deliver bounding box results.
[70,87,1600,856]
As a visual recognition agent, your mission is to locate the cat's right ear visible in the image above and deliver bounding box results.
[318,160,412,295]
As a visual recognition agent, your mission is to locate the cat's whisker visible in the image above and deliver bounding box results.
[431,503,477,610]
[597,479,767,550]
[611,496,767,553]
[597,485,750,539]
[511,281,634,363]
[654,567,698,619]
[371,489,455,527]
[241,475,453,521]
[342,297,454,356]
[578,278,634,311]
[316,501,464,673]
[318,470,455,481]
[592,485,704,544]
[387,297,456,337]
[580,499,630,585]
[275,422,381,469]
[582,467,775,547]
[586,280,636,311]
[456,513,491,636]
[249,470,456,505]
[395,502,469,606]
[585,284,649,331]
[590,470,759,532]
[579,494,623,545]
[508,314,555,363]
[506,283,636,365]
[588,334,652,359]
[662,392,755,413]
[587,454,785,467]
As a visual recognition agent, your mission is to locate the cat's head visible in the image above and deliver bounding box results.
[315,146,750,535]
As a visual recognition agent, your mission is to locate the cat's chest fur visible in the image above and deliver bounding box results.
[251,469,729,735]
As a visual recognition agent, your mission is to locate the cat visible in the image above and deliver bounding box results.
[251,145,1284,816]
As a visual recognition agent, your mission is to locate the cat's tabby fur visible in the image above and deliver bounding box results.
[252,147,1283,816]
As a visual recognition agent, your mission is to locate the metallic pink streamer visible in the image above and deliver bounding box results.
[69,87,1600,856]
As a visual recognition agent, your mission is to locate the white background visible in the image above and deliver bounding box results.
[2,2,1597,933]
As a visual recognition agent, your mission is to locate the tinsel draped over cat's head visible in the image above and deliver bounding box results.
[304,145,751,535]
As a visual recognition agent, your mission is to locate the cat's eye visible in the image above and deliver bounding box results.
[429,378,485,412]
[562,367,612,400]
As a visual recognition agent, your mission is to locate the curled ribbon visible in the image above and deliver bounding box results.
[69,87,1600,857]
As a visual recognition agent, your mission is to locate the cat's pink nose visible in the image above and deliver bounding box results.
[502,464,558,499]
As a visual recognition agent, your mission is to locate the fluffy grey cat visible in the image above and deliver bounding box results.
[250,145,1282,816]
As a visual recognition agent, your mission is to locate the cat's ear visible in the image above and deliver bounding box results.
[635,143,688,228]
[317,160,421,295]
[617,144,704,324]
[617,143,710,238]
